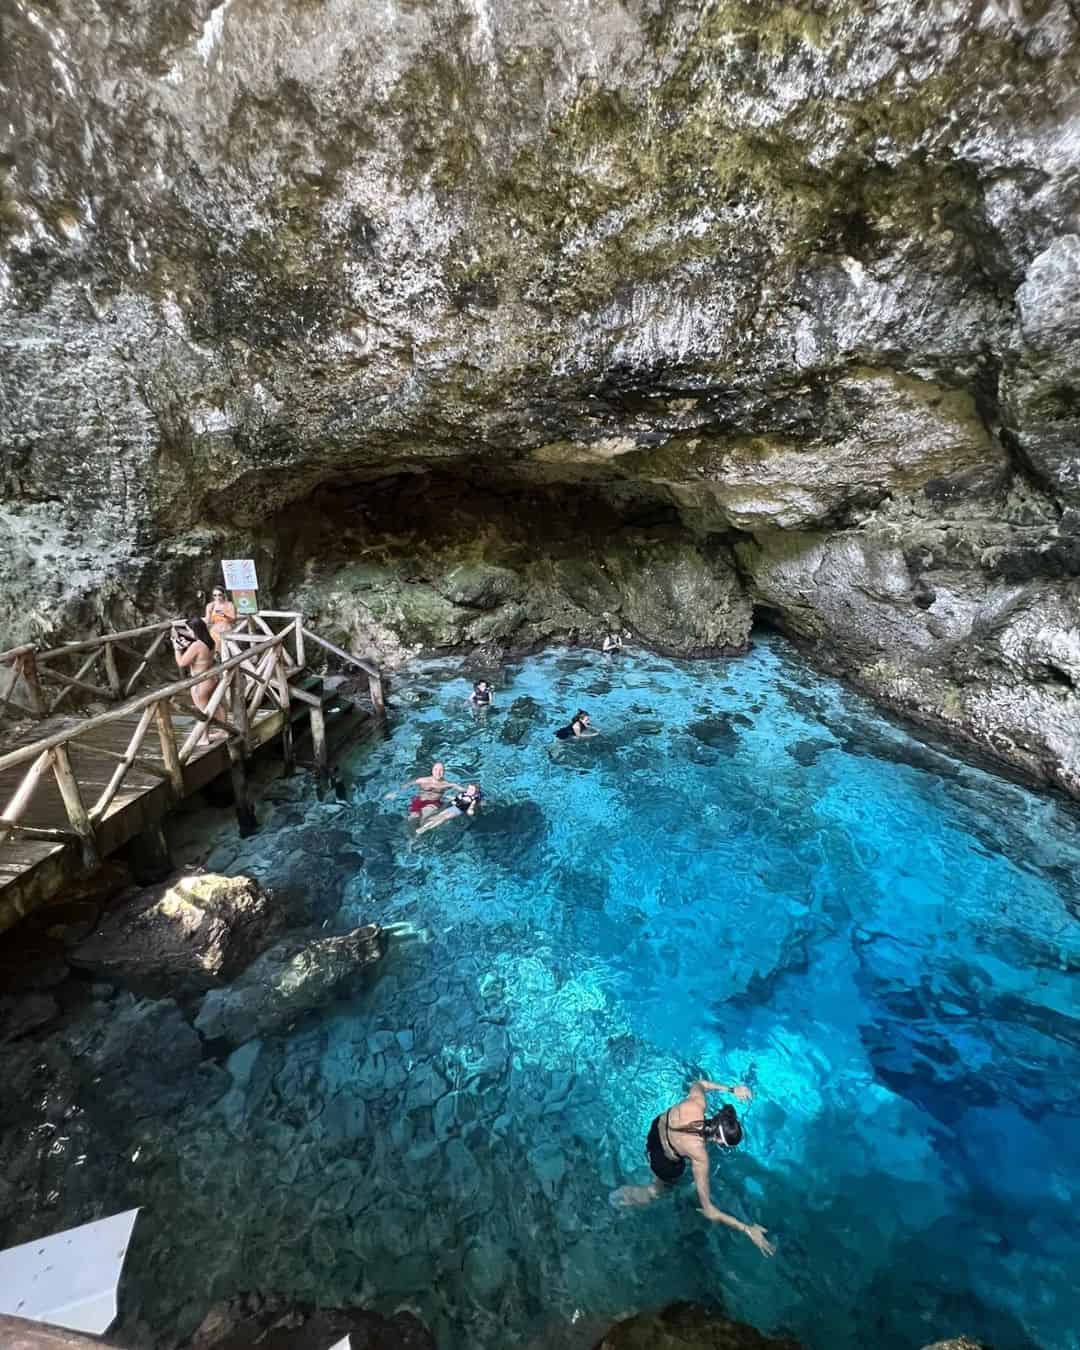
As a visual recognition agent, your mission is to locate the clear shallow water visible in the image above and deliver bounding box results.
[134,638,1080,1347]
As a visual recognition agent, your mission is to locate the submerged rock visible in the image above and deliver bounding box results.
[594,1307,989,1350]
[82,994,229,1120]
[595,1303,803,1350]
[70,873,284,1001]
[184,1295,435,1350]
[194,924,386,1045]
[0,992,59,1042]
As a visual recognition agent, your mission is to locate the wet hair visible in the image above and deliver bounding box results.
[572,709,589,724]
[186,616,215,650]
[672,1104,742,1147]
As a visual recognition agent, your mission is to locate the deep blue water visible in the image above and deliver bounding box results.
[185,637,1080,1349]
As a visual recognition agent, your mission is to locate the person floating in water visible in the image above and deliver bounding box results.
[554,709,598,742]
[385,761,463,823]
[602,632,624,655]
[470,680,494,709]
[416,783,483,835]
[611,1078,775,1257]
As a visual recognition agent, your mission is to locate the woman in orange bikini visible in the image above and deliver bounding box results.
[172,617,225,743]
[204,586,237,652]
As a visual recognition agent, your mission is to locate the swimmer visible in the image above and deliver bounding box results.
[415,782,483,835]
[611,1079,774,1257]
[384,761,463,822]
[602,632,623,655]
[470,680,494,709]
[553,709,598,742]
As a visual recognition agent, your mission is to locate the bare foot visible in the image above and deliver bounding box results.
[610,1185,657,1209]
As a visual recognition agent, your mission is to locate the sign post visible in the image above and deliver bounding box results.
[222,559,259,615]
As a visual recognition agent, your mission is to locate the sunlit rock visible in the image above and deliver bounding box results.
[70,873,284,1001]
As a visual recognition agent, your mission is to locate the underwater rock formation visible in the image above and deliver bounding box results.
[2,0,1079,790]
[593,1305,989,1350]
[184,1295,436,1350]
[595,1302,803,1350]
[194,922,385,1044]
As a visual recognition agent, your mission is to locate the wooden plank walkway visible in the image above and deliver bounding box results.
[0,613,385,934]
[0,702,287,932]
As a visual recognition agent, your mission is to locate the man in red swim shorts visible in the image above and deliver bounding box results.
[384,761,463,823]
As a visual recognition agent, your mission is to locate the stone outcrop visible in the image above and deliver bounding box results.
[595,1303,802,1350]
[70,873,284,1001]
[194,923,385,1044]
[2,0,1080,792]
[184,1295,436,1350]
[594,1306,990,1350]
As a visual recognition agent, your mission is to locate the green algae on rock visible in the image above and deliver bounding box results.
[1,0,1079,794]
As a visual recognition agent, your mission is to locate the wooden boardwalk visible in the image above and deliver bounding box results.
[0,703,286,928]
[0,613,383,933]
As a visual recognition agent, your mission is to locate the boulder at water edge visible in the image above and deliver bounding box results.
[184,1294,435,1349]
[594,1303,802,1350]
[194,925,386,1046]
[70,873,284,1001]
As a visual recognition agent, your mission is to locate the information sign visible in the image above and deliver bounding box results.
[221,558,259,592]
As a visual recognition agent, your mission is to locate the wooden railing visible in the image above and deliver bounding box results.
[0,613,384,864]
[224,611,385,717]
[0,621,178,723]
[0,643,45,720]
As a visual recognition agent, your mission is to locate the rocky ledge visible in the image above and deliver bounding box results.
[183,1295,435,1350]
[594,1305,989,1350]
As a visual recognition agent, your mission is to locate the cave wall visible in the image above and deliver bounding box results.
[2,0,1080,790]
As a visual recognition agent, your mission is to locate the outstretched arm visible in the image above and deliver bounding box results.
[690,1156,775,1256]
[693,1078,752,1101]
[385,777,418,799]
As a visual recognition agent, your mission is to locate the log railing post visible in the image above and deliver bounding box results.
[275,646,295,774]
[227,738,257,836]
[103,639,121,699]
[230,662,251,746]
[18,650,46,717]
[309,701,328,778]
[0,749,55,844]
[50,744,99,867]
[155,699,185,799]
[369,670,386,720]
[293,615,305,668]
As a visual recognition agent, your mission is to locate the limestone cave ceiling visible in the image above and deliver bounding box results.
[1,0,1080,792]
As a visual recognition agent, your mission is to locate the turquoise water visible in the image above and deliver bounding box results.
[133,637,1080,1347]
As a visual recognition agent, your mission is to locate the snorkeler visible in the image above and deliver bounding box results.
[553,710,598,742]
[602,632,624,655]
[384,762,464,822]
[470,680,494,709]
[415,783,483,835]
[611,1079,775,1257]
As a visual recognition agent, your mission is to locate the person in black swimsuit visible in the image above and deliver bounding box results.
[415,783,483,835]
[553,710,598,742]
[611,1078,775,1256]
